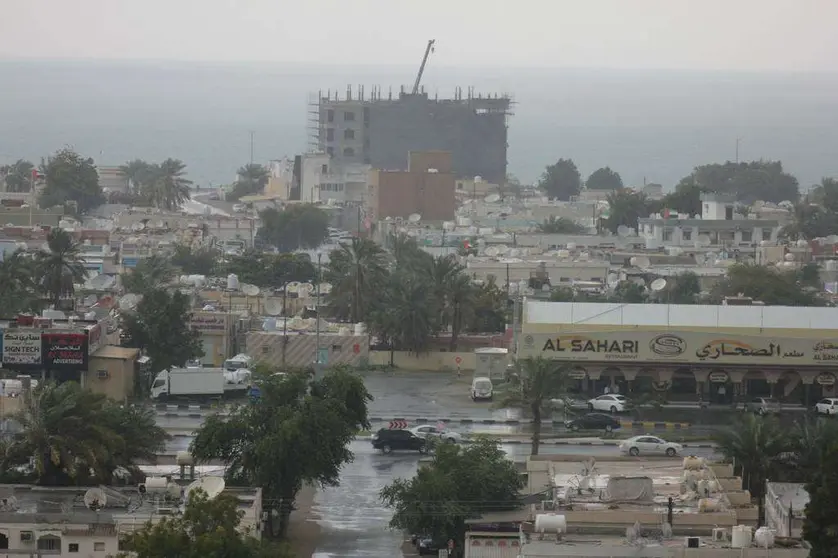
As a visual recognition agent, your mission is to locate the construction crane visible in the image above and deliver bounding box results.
[411,40,436,95]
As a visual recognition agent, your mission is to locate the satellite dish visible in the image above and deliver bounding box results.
[226,274,240,291]
[186,476,225,501]
[264,298,283,316]
[131,222,145,231]
[241,284,260,296]
[84,487,107,510]
[651,278,668,292]
[484,193,501,203]
[606,273,621,288]
[697,235,712,247]
[408,213,422,223]
[634,256,651,268]
[784,253,795,262]
[617,225,630,237]
[485,246,499,257]
[119,294,141,310]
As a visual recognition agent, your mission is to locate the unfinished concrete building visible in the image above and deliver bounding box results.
[309,86,512,185]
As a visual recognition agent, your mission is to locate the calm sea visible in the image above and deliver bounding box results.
[1,60,837,190]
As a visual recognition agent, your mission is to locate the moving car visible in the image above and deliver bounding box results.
[587,394,627,413]
[409,425,463,444]
[816,398,838,415]
[371,428,428,454]
[411,535,445,556]
[471,377,494,401]
[565,413,622,432]
[232,203,247,213]
[745,397,781,415]
[620,435,683,457]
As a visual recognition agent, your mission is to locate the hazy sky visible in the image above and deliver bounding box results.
[1,0,836,71]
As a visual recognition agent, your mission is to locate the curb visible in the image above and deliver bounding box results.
[352,436,715,448]
[368,417,691,429]
[155,404,216,411]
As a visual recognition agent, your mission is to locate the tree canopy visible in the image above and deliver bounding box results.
[171,244,219,276]
[381,439,523,546]
[677,160,798,204]
[0,159,35,192]
[191,366,372,539]
[219,251,315,289]
[256,205,330,252]
[536,216,586,234]
[325,238,389,323]
[1,382,168,485]
[39,148,105,214]
[121,287,204,380]
[121,254,176,294]
[708,263,824,306]
[604,189,658,233]
[586,166,623,191]
[228,163,270,202]
[35,228,88,308]
[120,489,291,558]
[538,159,582,200]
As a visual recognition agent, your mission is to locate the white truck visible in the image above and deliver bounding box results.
[150,366,252,401]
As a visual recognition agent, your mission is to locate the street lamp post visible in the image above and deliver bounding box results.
[314,251,322,373]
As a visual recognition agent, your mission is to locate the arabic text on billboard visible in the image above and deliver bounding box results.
[2,331,42,365]
[42,333,88,368]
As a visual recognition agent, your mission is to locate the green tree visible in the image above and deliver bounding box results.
[467,276,507,333]
[228,163,270,202]
[381,439,523,547]
[709,263,823,306]
[121,288,204,382]
[220,251,315,289]
[118,159,154,196]
[191,366,372,538]
[538,158,582,200]
[661,177,706,216]
[120,489,292,558]
[256,205,329,252]
[803,435,838,556]
[39,148,105,214]
[171,244,219,276]
[665,271,701,304]
[610,281,646,303]
[35,228,88,308]
[586,166,623,191]
[679,160,799,204]
[535,216,586,234]
[500,357,573,455]
[369,271,439,354]
[0,249,40,314]
[604,189,659,234]
[325,238,388,322]
[121,254,176,294]
[714,415,788,523]
[144,158,192,210]
[0,159,35,192]
[2,382,168,485]
[390,232,432,271]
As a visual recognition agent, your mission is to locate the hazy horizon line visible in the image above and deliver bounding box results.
[2,56,837,77]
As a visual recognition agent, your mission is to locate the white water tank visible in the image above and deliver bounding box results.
[731,525,753,548]
[535,513,566,534]
[754,527,775,548]
[143,476,169,493]
[354,323,366,335]
[683,456,705,470]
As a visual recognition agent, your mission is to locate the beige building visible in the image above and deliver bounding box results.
[189,311,235,367]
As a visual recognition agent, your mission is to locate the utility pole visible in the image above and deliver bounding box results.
[314,252,322,373]
[735,138,741,164]
[250,131,255,166]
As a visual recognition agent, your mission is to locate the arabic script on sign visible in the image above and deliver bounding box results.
[696,341,804,360]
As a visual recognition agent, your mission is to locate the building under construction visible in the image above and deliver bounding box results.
[309,86,512,185]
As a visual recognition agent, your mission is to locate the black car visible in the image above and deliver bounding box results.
[565,412,622,432]
[371,429,428,454]
[415,536,445,555]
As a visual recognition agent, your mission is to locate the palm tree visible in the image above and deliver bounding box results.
[324,238,388,323]
[370,271,438,354]
[0,249,40,313]
[35,228,88,308]
[500,357,573,455]
[714,414,789,524]
[536,216,586,234]
[121,254,175,294]
[0,159,35,192]
[229,163,269,201]
[147,158,192,210]
[118,159,153,195]
[390,232,431,270]
[2,382,167,485]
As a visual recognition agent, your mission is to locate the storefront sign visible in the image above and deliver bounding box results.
[42,333,88,368]
[816,372,836,386]
[2,331,42,365]
[568,369,588,380]
[709,371,729,383]
[190,313,228,333]
[520,330,838,367]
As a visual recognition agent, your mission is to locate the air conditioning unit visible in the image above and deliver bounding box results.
[20,531,33,542]
[712,528,727,542]
[685,536,700,548]
[97,369,109,379]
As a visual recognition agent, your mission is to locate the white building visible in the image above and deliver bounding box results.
[638,193,781,248]
[266,154,370,204]
[765,482,808,538]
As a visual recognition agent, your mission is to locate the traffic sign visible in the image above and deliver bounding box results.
[389,420,408,429]
[455,356,462,364]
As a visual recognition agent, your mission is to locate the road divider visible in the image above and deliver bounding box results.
[368,417,692,429]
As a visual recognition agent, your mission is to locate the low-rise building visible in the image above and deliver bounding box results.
[367,151,456,221]
[765,482,808,538]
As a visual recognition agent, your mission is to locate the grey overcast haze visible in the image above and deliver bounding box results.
[1,0,837,71]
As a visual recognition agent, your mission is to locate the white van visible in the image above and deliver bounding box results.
[471,377,494,401]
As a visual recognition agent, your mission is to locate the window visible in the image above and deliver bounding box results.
[344,128,355,140]
[343,111,355,121]
[321,164,328,174]
[325,128,334,141]
[327,109,334,123]
[725,206,734,220]
[719,230,735,241]
[94,542,106,551]
[152,379,165,389]
[37,536,60,551]
[682,229,692,241]
[662,229,673,241]
[343,147,355,156]
[326,147,334,156]
[69,543,79,552]
[741,230,752,242]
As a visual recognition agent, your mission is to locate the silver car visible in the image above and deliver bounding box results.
[745,397,781,415]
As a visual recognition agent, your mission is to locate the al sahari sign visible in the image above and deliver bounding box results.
[520,330,838,367]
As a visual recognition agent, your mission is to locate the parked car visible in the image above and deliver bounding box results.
[409,425,463,444]
[565,413,622,432]
[745,397,781,415]
[587,394,627,413]
[371,429,428,454]
[471,377,494,401]
[815,398,838,415]
[412,535,445,555]
[232,203,247,213]
[619,435,682,457]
